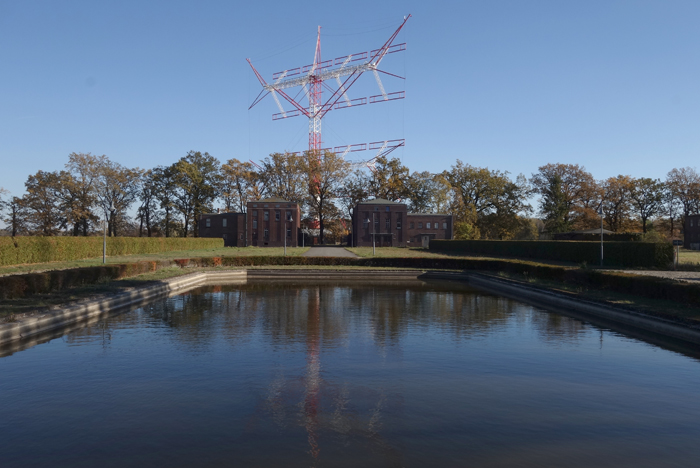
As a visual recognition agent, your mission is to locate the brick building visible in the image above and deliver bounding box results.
[247,198,301,247]
[351,199,453,248]
[198,198,301,247]
[198,212,246,247]
[406,213,454,247]
[685,214,700,250]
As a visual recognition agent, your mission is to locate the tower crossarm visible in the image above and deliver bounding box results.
[262,61,375,91]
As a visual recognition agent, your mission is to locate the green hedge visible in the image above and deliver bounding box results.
[0,261,164,299]
[429,240,673,268]
[2,256,698,308]
[0,237,224,266]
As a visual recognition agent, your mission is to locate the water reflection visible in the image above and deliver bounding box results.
[3,281,700,467]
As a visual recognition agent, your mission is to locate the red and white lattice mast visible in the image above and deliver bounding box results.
[247,15,410,164]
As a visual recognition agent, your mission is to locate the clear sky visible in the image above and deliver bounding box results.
[1,0,699,202]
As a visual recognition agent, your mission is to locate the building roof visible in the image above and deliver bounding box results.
[357,198,404,205]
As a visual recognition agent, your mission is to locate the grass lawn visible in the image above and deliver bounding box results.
[346,246,579,267]
[346,247,451,258]
[679,248,700,265]
[0,246,310,277]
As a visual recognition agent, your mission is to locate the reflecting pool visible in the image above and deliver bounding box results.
[2,281,700,467]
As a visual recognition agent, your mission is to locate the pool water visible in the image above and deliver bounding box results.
[2,281,700,467]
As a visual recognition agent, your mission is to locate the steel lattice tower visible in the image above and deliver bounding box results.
[247,15,410,165]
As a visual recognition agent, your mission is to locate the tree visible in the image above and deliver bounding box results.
[661,182,682,238]
[171,151,221,237]
[404,171,452,214]
[22,170,66,235]
[445,161,531,239]
[368,156,410,201]
[4,196,29,236]
[302,151,351,244]
[62,153,104,236]
[601,175,634,232]
[530,163,599,230]
[629,178,664,233]
[478,174,532,239]
[152,165,179,237]
[136,169,162,237]
[257,152,306,205]
[220,158,257,212]
[95,159,141,237]
[0,188,7,229]
[666,167,700,220]
[337,169,371,219]
[537,174,571,233]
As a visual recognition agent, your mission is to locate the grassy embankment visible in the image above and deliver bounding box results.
[0,246,310,277]
[3,246,700,325]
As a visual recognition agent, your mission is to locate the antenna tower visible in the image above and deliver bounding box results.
[247,15,410,168]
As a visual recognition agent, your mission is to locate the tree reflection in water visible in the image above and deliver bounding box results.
[121,281,588,463]
[8,280,700,467]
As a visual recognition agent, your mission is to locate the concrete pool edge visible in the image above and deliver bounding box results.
[2,268,700,347]
[424,271,700,345]
[0,270,246,347]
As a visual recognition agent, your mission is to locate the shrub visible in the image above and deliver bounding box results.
[0,237,224,266]
[429,239,673,268]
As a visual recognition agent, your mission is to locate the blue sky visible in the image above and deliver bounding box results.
[1,0,699,202]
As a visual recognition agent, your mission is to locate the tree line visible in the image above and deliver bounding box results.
[1,151,698,243]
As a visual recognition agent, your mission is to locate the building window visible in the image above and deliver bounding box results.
[385,218,390,230]
[253,210,258,217]
[253,220,258,229]
[287,228,291,238]
[418,222,423,229]
[222,234,227,240]
[410,222,414,229]
[264,228,269,239]
[264,211,269,221]
[427,222,431,229]
[239,233,243,240]
[222,218,227,227]
[385,207,390,212]
[286,211,292,221]
[205,218,211,227]
[275,211,280,221]
[397,220,402,229]
[443,222,447,229]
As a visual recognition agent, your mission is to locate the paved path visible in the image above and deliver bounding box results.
[302,247,359,258]
[614,270,700,283]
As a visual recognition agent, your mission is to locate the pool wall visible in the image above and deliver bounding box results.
[2,269,700,348]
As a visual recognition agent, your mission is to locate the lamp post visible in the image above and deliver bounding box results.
[103,201,115,264]
[598,205,604,267]
[284,219,287,257]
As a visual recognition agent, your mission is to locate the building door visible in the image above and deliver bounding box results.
[421,235,430,248]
